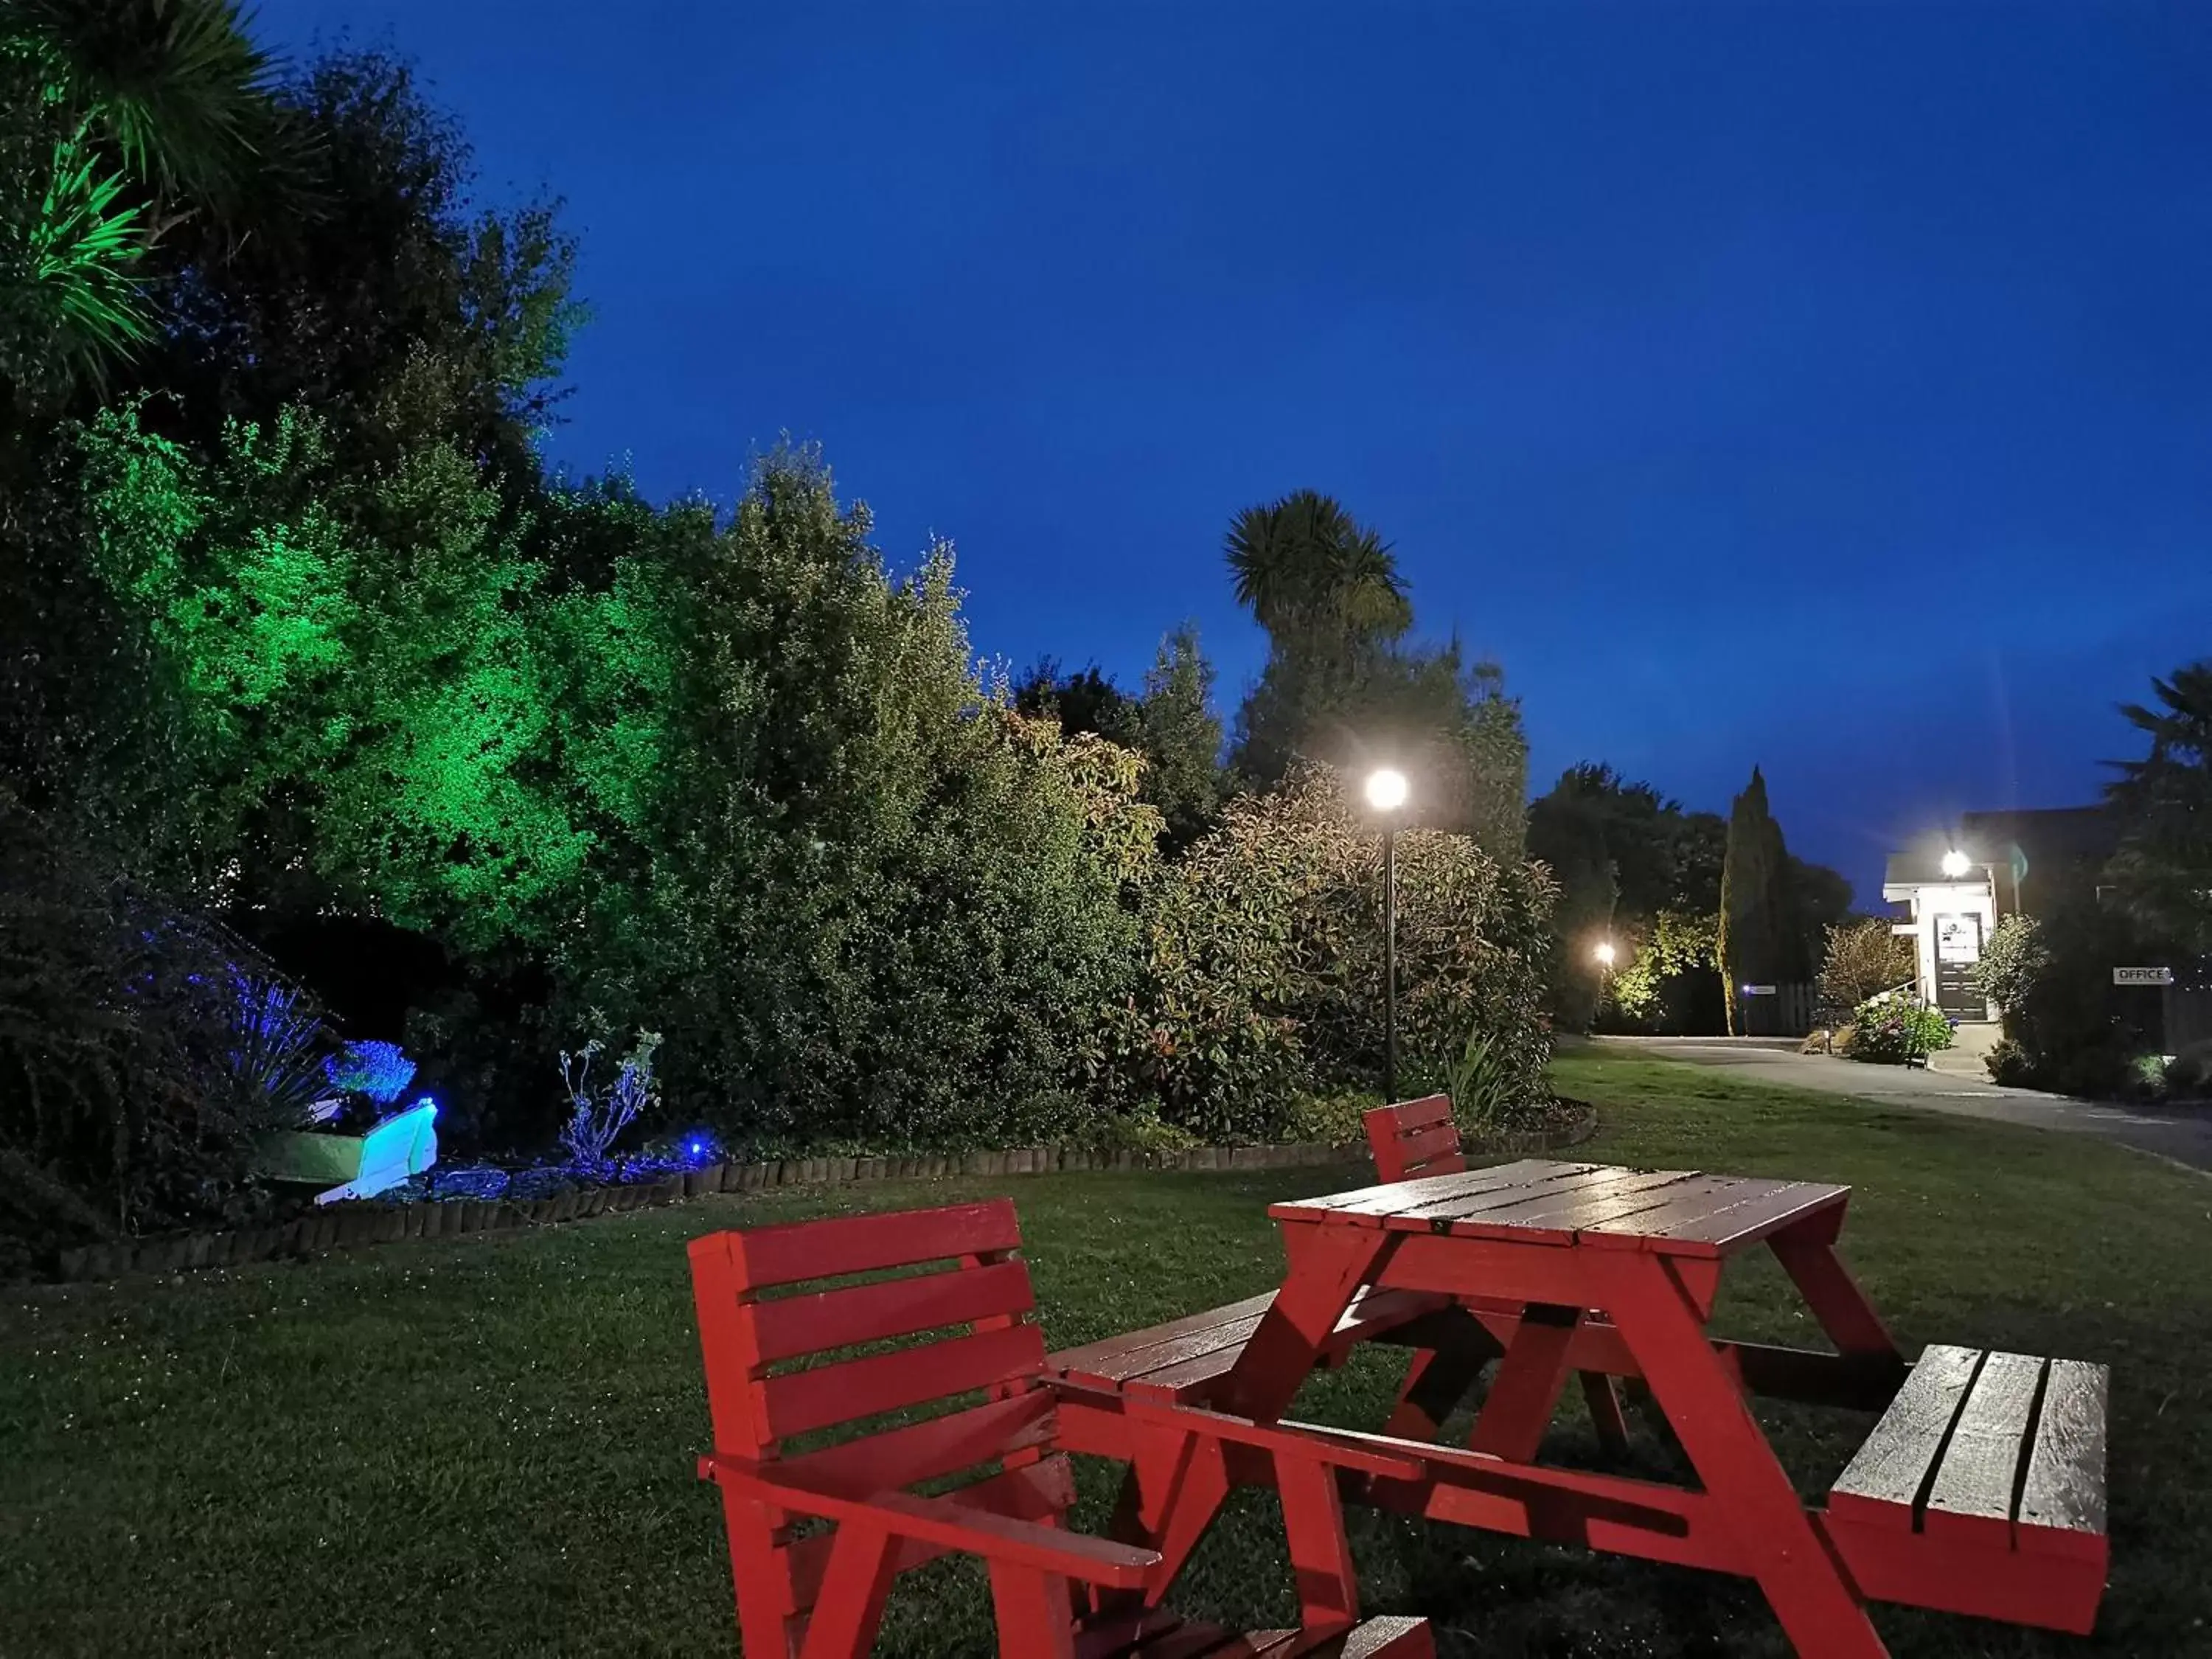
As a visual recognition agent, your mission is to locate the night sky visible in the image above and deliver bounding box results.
[269,2,2212,902]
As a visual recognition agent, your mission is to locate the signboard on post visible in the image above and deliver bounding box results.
[2113,966,2174,987]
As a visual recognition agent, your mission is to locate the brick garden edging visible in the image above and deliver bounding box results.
[44,1101,1599,1286]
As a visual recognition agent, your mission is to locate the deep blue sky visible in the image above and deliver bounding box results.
[271,2,2212,901]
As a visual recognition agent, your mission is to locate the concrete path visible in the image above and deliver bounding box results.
[1586,1035,2212,1173]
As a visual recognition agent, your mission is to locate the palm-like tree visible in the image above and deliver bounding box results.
[1,0,284,397]
[1224,490,1412,642]
[2105,662,2212,951]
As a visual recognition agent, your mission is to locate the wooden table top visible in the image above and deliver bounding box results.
[1269,1158,1851,1259]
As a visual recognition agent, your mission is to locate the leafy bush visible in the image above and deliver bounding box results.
[1093,769,1554,1141]
[1817,919,1916,1011]
[1846,992,1954,1065]
[1975,905,2163,1096]
[568,452,1144,1151]
[1284,1091,1375,1148]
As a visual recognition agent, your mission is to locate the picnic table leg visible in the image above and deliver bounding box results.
[1382,1311,1498,1439]
[1579,1371,1631,1455]
[1220,1222,1391,1422]
[1768,1217,1905,1374]
[1592,1250,1892,1659]
[1467,1304,1585,1461]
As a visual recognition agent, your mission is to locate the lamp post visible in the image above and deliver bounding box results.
[1366,767,1409,1100]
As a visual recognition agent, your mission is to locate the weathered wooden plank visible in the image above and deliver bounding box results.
[1271,1159,1567,1223]
[1924,1350,2046,1545]
[1828,1344,1983,1527]
[2017,1357,2109,1555]
[1368,1164,1613,1228]
[1079,1312,1267,1392]
[1444,1169,1711,1241]
[784,1391,1059,1495]
[1046,1293,1275,1377]
[1635,1180,1850,1258]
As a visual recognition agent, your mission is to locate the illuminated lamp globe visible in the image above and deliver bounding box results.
[1365,768,1408,813]
[1940,849,1973,879]
[1593,941,1617,967]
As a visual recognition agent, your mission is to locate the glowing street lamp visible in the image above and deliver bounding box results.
[1593,941,1618,968]
[1940,848,1973,880]
[1364,768,1408,813]
[1366,767,1409,1100]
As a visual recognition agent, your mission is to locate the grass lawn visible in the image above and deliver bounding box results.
[4,1048,2210,1658]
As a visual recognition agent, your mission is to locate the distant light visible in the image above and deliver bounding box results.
[1365,768,1408,812]
[1940,849,1973,879]
[1594,941,1617,967]
[689,1140,704,1157]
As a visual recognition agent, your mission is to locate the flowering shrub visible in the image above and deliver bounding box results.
[1846,992,1955,1065]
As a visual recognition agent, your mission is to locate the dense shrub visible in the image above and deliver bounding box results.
[569,451,1144,1150]
[1976,908,2163,1096]
[1093,770,1554,1141]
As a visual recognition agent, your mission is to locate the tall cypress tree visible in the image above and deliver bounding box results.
[1717,766,1790,1032]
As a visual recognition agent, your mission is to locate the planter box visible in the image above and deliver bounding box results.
[251,1100,440,1206]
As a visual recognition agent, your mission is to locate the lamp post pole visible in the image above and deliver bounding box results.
[1365,766,1409,1104]
[1383,822,1397,1102]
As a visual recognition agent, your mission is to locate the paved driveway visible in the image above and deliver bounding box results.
[1587,1035,2212,1172]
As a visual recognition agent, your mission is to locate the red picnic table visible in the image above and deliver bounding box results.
[1047,1157,2110,1659]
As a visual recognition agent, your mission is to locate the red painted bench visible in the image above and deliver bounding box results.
[1822,1343,2110,1635]
[689,1199,1436,1658]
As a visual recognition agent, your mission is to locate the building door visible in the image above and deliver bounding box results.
[1933,913,1984,1020]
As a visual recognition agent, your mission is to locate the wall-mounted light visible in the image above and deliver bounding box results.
[1940,849,1972,879]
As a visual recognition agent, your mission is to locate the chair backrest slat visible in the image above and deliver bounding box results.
[1363,1093,1465,1183]
[724,1200,1022,1290]
[751,1258,1035,1366]
[759,1321,1048,1441]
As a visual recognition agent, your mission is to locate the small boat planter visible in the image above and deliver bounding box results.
[254,1099,441,1205]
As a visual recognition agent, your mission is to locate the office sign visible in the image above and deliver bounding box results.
[2112,966,2174,987]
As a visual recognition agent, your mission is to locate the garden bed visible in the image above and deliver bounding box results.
[38,1102,1599,1286]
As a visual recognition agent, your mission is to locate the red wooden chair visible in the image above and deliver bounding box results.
[1361,1096,1629,1454]
[689,1198,1435,1658]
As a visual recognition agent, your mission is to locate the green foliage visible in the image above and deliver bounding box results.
[1606,908,1719,1029]
[1844,992,1953,1064]
[1441,1026,1521,1126]
[1095,769,1554,1141]
[2104,661,2212,954]
[1717,766,1794,1026]
[578,449,1144,1150]
[1817,918,1916,1011]
[1224,489,1410,641]
[1,0,288,403]
[1531,765,1736,1033]
[1137,625,1225,852]
[1976,905,2163,1096]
